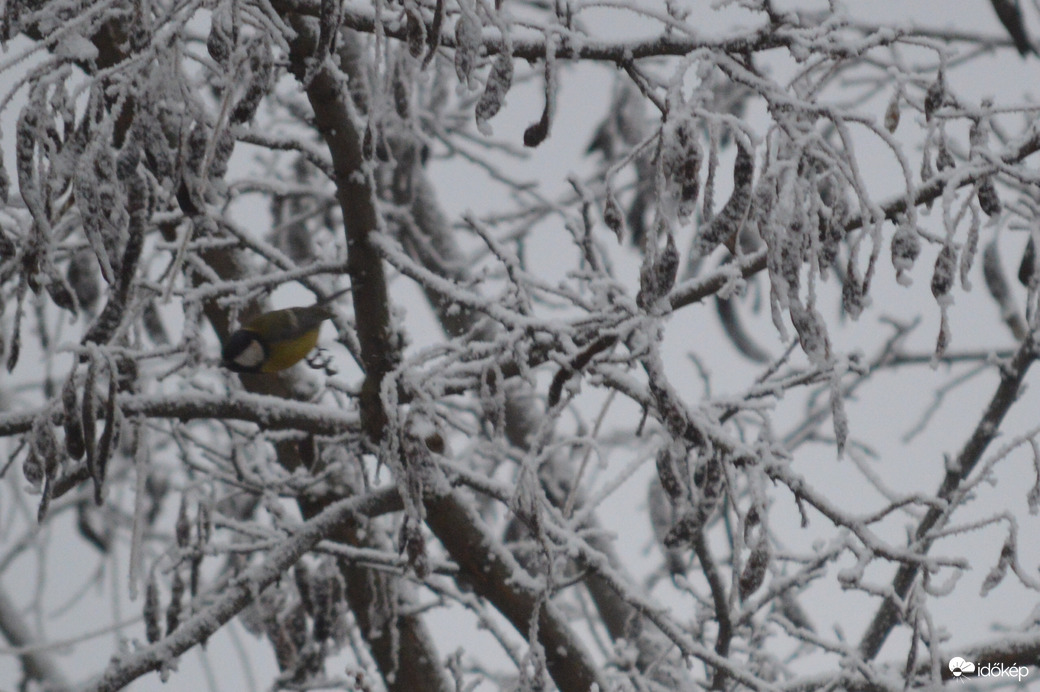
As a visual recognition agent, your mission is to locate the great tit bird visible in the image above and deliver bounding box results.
[222,289,348,373]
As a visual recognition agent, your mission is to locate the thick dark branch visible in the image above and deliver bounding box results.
[423,483,609,692]
[444,462,773,689]
[388,136,699,685]
[283,16,448,692]
[286,16,393,440]
[858,336,1038,660]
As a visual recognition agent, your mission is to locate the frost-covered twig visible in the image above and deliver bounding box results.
[858,334,1039,660]
[84,488,397,692]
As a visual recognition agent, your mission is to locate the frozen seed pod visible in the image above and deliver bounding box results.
[739,537,771,599]
[920,149,934,183]
[924,70,945,121]
[655,440,687,502]
[166,569,185,634]
[603,189,625,243]
[405,5,425,58]
[890,222,921,286]
[841,261,868,320]
[960,212,980,289]
[231,39,273,125]
[67,250,100,314]
[884,91,900,132]
[659,114,703,221]
[454,12,481,89]
[206,3,234,67]
[931,243,957,305]
[45,270,76,313]
[694,139,754,257]
[392,60,411,119]
[31,414,60,480]
[1018,237,1036,287]
[175,495,190,549]
[637,233,679,309]
[790,302,829,365]
[22,450,43,488]
[977,177,1001,216]
[144,576,162,643]
[936,137,955,171]
[62,373,85,459]
[475,52,513,135]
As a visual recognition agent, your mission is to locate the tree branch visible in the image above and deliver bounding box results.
[283,15,450,692]
[0,392,358,438]
[858,335,1039,660]
[84,489,396,692]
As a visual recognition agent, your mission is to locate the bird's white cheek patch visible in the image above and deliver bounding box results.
[235,341,265,369]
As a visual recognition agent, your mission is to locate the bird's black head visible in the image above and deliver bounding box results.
[222,329,267,373]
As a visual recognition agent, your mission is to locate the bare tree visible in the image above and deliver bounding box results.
[1,1,1039,690]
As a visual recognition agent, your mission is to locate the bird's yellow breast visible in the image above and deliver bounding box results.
[259,327,322,372]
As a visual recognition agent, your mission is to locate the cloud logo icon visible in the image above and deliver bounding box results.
[949,657,976,677]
